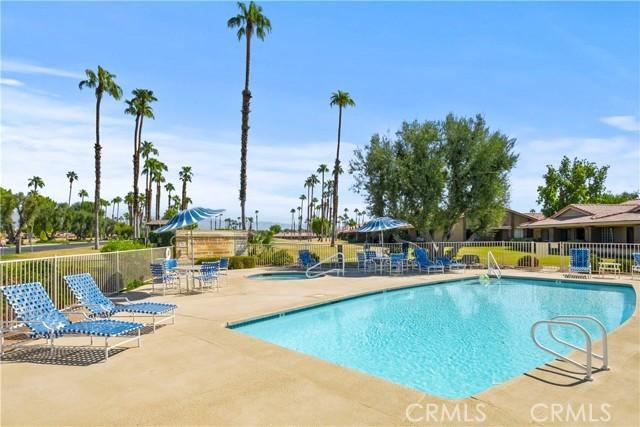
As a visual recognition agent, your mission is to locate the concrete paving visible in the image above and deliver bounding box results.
[1,269,637,426]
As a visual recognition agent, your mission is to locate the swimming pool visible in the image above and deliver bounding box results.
[248,272,313,280]
[231,277,636,398]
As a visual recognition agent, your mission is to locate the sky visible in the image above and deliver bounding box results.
[1,1,639,224]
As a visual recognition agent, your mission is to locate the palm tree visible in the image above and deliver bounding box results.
[228,1,272,230]
[329,90,355,245]
[296,206,302,234]
[316,164,329,236]
[140,141,159,221]
[112,196,123,220]
[254,209,259,231]
[179,166,193,210]
[171,194,181,209]
[247,216,254,231]
[28,176,45,194]
[66,171,78,205]
[290,208,295,230]
[124,192,134,225]
[164,182,175,214]
[79,66,123,249]
[125,89,157,238]
[78,189,89,205]
[307,174,319,225]
[298,194,306,233]
[151,160,168,220]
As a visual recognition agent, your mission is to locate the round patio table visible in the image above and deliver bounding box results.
[172,265,202,292]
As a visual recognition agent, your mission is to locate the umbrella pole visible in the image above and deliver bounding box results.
[191,228,195,265]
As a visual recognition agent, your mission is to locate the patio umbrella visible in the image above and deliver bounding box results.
[155,207,225,263]
[357,216,413,244]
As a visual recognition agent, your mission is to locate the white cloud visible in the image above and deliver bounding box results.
[600,115,640,132]
[0,78,24,87]
[1,59,83,79]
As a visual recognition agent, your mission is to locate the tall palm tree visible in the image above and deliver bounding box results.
[179,166,193,210]
[164,182,175,214]
[304,177,312,230]
[139,141,159,221]
[228,1,271,230]
[290,208,295,230]
[79,66,122,249]
[328,90,355,246]
[124,89,157,238]
[308,174,319,223]
[171,195,181,209]
[296,206,302,234]
[112,196,123,220]
[316,164,329,236]
[66,171,78,205]
[124,192,134,225]
[151,160,168,220]
[325,179,333,237]
[28,176,45,194]
[254,209,259,231]
[298,194,306,233]
[78,189,89,205]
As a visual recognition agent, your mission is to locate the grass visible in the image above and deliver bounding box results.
[454,246,567,268]
[0,246,100,260]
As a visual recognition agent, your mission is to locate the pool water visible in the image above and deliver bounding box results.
[232,277,636,398]
[249,272,312,280]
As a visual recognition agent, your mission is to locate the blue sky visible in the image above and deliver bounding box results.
[2,1,639,223]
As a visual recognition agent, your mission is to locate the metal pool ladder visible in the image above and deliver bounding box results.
[531,315,609,381]
[306,252,345,278]
[487,251,502,279]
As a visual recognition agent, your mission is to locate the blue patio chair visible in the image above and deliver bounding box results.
[150,263,181,295]
[568,248,591,277]
[298,250,315,268]
[413,248,445,274]
[218,257,230,285]
[63,273,176,332]
[389,253,405,274]
[356,251,375,272]
[0,282,143,360]
[632,253,640,279]
[192,261,220,291]
[437,256,466,270]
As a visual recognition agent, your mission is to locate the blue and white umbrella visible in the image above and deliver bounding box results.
[155,207,225,233]
[357,216,412,244]
[155,207,225,264]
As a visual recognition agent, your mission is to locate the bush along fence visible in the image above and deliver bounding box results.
[244,241,640,273]
[0,247,170,322]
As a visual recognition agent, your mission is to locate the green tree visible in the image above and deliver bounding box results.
[27,176,45,194]
[290,208,295,230]
[298,194,306,233]
[78,189,89,205]
[179,166,193,210]
[66,171,78,205]
[151,159,168,220]
[79,66,123,249]
[140,141,159,221]
[125,89,157,238]
[316,163,329,237]
[269,224,281,234]
[0,187,17,242]
[536,156,609,217]
[329,90,355,246]
[11,192,39,253]
[32,196,65,240]
[598,191,639,204]
[228,1,272,230]
[164,182,175,215]
[112,196,123,220]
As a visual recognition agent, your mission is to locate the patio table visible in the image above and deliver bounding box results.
[372,256,390,275]
[173,265,202,292]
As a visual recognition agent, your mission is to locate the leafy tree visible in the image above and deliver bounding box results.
[28,176,45,194]
[598,191,639,204]
[228,1,272,230]
[66,171,78,205]
[329,90,355,246]
[125,89,157,238]
[179,166,193,210]
[163,206,179,220]
[536,156,609,217]
[32,196,65,240]
[311,217,330,238]
[10,192,39,253]
[79,66,123,249]
[269,224,281,234]
[1,187,17,242]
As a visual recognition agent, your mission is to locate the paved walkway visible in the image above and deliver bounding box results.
[1,269,638,426]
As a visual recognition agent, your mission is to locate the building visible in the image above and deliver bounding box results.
[491,209,545,241]
[521,200,640,243]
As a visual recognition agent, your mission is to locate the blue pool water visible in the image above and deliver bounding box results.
[231,278,636,398]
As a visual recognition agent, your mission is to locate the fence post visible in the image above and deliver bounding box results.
[116,251,121,291]
[53,255,58,308]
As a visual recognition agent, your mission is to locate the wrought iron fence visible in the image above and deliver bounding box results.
[0,247,170,321]
[245,241,640,274]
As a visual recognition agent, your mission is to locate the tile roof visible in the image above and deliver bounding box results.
[523,200,640,228]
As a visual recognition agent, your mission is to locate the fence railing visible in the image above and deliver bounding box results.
[245,241,640,274]
[0,247,171,322]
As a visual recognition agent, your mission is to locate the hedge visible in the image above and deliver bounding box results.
[195,255,257,269]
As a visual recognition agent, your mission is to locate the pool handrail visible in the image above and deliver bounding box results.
[306,252,345,278]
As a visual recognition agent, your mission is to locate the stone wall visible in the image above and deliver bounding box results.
[175,230,248,261]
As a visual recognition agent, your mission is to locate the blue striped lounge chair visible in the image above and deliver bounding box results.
[632,253,640,279]
[298,250,315,268]
[389,253,405,274]
[569,248,591,277]
[192,261,220,292]
[63,273,177,332]
[150,263,181,295]
[0,282,143,360]
[437,256,466,270]
[413,248,445,274]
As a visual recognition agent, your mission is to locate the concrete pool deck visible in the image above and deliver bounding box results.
[1,269,638,426]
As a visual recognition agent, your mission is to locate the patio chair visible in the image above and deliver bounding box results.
[192,261,220,292]
[150,263,181,295]
[298,250,316,269]
[632,253,640,279]
[357,251,375,272]
[0,282,143,360]
[437,256,466,270]
[413,248,445,274]
[63,273,177,332]
[568,248,591,277]
[389,253,405,274]
[218,257,229,285]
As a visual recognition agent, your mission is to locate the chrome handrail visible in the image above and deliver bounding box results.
[306,252,345,278]
[487,250,502,279]
[549,315,609,370]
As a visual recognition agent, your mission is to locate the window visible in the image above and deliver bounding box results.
[514,229,524,239]
[576,228,585,241]
[602,227,614,243]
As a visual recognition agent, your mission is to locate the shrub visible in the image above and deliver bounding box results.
[113,223,133,239]
[517,255,539,268]
[270,249,293,266]
[195,255,256,269]
[100,240,146,253]
[126,280,143,291]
